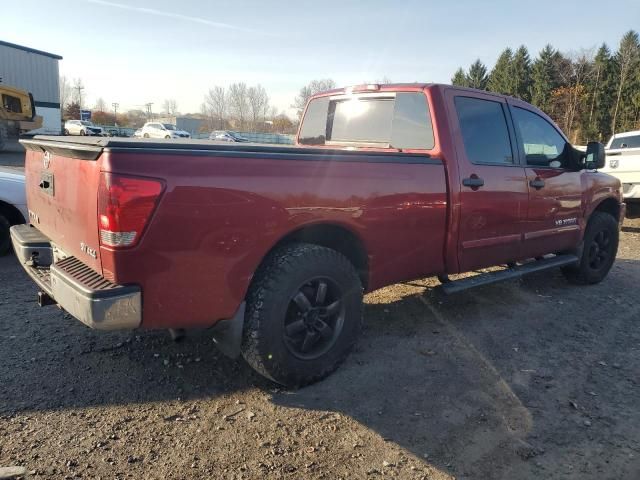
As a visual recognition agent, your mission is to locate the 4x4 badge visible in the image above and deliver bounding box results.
[43,151,51,169]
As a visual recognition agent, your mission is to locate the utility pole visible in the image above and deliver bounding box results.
[75,83,85,109]
[112,102,119,135]
[145,103,154,121]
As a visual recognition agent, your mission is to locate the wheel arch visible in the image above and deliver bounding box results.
[263,222,370,289]
[591,197,621,223]
[0,200,26,225]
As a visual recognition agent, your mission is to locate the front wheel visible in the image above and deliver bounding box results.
[562,211,619,284]
[241,243,363,387]
[165,135,171,139]
[143,133,150,138]
[79,130,86,136]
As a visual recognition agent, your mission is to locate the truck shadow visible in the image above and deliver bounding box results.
[2,255,639,478]
[271,259,640,478]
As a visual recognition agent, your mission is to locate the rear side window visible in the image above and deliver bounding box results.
[609,135,640,149]
[298,92,435,149]
[454,96,513,165]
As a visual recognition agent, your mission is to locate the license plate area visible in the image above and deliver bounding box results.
[39,171,54,196]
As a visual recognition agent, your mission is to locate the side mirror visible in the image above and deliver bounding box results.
[585,141,605,170]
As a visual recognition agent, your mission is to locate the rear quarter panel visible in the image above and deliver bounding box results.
[101,151,448,329]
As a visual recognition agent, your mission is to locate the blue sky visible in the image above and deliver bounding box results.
[3,0,639,116]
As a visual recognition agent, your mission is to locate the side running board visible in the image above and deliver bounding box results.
[439,254,580,295]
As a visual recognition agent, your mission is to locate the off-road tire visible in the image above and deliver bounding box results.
[241,243,363,387]
[562,211,619,285]
[0,215,11,256]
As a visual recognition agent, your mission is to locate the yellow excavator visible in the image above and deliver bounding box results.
[0,84,42,151]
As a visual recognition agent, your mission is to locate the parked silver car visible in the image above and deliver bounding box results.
[209,130,249,142]
[0,167,27,255]
[64,120,104,136]
[141,122,190,139]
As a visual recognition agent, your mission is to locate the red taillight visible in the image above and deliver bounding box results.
[97,173,164,248]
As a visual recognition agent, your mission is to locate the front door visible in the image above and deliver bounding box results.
[450,93,529,272]
[508,103,584,258]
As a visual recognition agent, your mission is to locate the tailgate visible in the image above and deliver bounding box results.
[21,137,104,274]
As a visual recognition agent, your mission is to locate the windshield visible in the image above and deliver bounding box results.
[80,121,93,126]
[162,124,176,130]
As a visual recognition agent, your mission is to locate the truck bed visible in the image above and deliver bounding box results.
[20,135,448,329]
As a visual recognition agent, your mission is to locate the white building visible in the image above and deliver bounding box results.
[0,40,63,134]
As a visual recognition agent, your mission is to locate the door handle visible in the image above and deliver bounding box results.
[462,176,484,189]
[529,178,545,190]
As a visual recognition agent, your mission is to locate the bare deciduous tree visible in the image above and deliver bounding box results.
[94,97,107,112]
[292,79,335,118]
[59,75,72,112]
[162,98,178,116]
[203,86,227,130]
[247,84,269,131]
[228,82,249,129]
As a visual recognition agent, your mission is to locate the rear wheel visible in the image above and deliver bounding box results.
[64,129,70,135]
[562,211,618,284]
[0,215,11,256]
[165,135,171,139]
[241,243,363,387]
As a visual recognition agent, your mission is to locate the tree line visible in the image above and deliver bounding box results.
[451,30,640,144]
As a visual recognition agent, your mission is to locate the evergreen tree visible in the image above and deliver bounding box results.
[511,45,532,101]
[451,68,469,87]
[531,45,560,113]
[488,48,514,95]
[467,60,488,90]
[611,30,640,133]
[586,44,615,141]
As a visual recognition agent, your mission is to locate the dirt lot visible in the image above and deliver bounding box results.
[1,213,639,479]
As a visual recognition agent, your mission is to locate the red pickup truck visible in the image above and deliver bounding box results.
[11,83,625,386]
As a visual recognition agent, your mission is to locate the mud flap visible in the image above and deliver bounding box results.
[211,302,246,358]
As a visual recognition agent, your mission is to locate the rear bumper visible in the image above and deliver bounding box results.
[10,224,141,330]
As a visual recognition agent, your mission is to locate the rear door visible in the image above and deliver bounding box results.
[449,92,528,271]
[509,104,584,257]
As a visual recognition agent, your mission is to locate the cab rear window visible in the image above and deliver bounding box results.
[298,92,435,150]
[609,135,640,149]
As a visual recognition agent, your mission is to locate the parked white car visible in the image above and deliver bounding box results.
[140,122,190,139]
[600,130,640,202]
[64,120,104,136]
[0,167,27,255]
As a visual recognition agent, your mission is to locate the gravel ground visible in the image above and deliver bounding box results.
[1,213,639,479]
